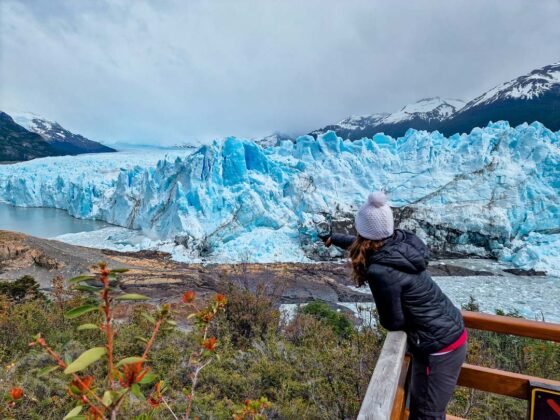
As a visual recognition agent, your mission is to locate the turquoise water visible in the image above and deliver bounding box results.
[0,203,109,238]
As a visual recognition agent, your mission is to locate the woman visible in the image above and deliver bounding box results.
[322,191,467,420]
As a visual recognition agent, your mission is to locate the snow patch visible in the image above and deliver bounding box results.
[382,97,465,124]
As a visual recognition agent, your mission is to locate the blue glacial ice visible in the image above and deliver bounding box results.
[0,121,558,273]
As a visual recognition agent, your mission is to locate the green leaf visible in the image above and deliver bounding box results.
[166,320,177,326]
[69,385,81,395]
[65,304,99,319]
[116,356,146,367]
[102,390,113,406]
[64,347,107,374]
[114,388,129,400]
[130,383,145,400]
[77,323,99,331]
[138,372,157,385]
[142,313,156,324]
[110,268,129,273]
[135,336,149,344]
[63,405,83,419]
[74,285,101,293]
[68,275,95,284]
[37,365,60,377]
[116,293,149,301]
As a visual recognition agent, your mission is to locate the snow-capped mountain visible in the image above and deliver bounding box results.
[309,113,388,139]
[438,62,560,135]
[0,112,60,162]
[382,97,465,124]
[310,62,560,139]
[335,113,390,130]
[311,98,465,139]
[8,111,115,155]
[462,62,560,111]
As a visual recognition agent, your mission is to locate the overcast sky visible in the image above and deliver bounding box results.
[1,0,559,145]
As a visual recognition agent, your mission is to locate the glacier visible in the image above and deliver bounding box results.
[0,121,558,274]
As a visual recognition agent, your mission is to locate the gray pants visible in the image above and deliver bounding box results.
[409,344,467,420]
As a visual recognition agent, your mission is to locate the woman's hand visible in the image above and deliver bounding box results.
[318,233,332,247]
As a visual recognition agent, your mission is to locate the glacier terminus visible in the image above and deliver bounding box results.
[0,121,558,275]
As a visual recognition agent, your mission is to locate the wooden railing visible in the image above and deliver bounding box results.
[357,331,408,419]
[358,310,560,419]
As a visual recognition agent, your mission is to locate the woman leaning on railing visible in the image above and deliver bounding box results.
[321,191,467,420]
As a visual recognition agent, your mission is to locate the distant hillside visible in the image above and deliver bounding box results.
[0,112,60,162]
[9,112,115,154]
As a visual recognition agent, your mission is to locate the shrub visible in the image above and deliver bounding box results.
[4,273,555,419]
[0,275,44,302]
[216,274,282,347]
[2,264,227,420]
[301,301,354,339]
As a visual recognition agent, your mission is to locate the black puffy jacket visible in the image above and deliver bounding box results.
[331,229,464,355]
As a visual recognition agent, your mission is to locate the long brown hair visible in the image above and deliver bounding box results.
[348,235,385,287]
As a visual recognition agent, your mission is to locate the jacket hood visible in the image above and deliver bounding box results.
[368,230,429,273]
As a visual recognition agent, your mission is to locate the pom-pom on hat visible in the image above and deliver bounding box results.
[355,191,394,240]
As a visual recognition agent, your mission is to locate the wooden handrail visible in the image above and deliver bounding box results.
[462,310,560,342]
[358,331,408,419]
[358,312,560,419]
[458,363,560,399]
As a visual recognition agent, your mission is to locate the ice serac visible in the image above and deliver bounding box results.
[0,122,558,272]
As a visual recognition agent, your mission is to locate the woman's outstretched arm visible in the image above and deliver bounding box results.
[328,233,356,250]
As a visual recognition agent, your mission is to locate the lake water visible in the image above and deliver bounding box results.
[0,202,110,238]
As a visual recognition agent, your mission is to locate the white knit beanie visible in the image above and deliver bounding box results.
[355,191,394,240]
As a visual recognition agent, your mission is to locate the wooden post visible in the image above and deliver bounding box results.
[390,354,411,420]
[358,331,408,420]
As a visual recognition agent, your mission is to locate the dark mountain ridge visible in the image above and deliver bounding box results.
[9,112,115,155]
[0,112,60,162]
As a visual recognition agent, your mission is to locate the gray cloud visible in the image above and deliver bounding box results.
[1,0,559,145]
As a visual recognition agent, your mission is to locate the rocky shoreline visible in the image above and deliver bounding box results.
[3,229,559,322]
[0,229,514,303]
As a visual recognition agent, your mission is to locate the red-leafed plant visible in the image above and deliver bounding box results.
[233,397,271,420]
[24,263,227,420]
[4,386,24,411]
